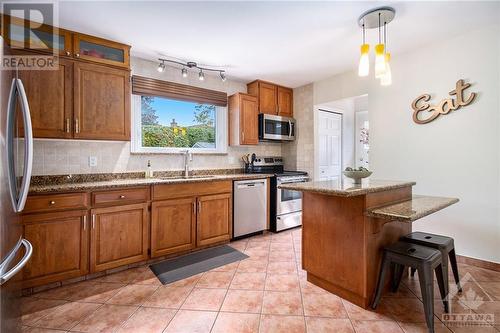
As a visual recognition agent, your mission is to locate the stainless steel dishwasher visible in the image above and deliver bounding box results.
[233,178,267,238]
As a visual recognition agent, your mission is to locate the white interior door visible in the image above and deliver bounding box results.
[317,111,342,182]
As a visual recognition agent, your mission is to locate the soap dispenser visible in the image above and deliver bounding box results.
[146,160,153,178]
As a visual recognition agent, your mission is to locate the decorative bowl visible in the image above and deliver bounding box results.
[343,170,372,184]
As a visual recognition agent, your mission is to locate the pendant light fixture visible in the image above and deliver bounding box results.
[374,13,386,79]
[358,23,370,77]
[357,6,395,86]
[157,58,226,82]
[380,22,392,86]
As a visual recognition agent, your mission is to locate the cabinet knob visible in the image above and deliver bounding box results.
[119,195,126,199]
[75,53,80,57]
[65,51,71,56]
[49,200,55,205]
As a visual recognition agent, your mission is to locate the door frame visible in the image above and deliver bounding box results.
[313,107,343,181]
[355,110,369,169]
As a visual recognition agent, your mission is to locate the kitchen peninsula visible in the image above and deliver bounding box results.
[279,179,459,309]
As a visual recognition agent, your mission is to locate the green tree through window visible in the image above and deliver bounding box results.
[140,96,216,149]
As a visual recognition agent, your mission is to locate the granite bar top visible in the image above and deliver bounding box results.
[279,179,416,197]
[366,195,459,222]
[29,172,273,194]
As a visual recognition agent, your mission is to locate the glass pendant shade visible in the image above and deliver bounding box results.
[374,44,386,78]
[358,44,370,77]
[380,53,392,86]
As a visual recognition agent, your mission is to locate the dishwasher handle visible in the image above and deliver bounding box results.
[236,180,266,189]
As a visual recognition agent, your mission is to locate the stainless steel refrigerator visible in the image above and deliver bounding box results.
[0,36,34,332]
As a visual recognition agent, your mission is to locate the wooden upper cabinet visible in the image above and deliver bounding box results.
[90,203,149,272]
[22,210,89,287]
[73,62,131,140]
[3,15,130,66]
[228,93,258,146]
[258,82,278,114]
[18,57,73,138]
[151,198,196,257]
[73,33,130,69]
[247,80,293,116]
[277,86,293,117]
[196,193,232,247]
[3,15,73,56]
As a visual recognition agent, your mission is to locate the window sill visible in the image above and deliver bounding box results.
[130,147,228,155]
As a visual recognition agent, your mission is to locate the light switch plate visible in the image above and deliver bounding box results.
[89,156,97,167]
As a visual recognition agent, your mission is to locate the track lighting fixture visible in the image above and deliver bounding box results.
[156,58,226,82]
[357,6,395,86]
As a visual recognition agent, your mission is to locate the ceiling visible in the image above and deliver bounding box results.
[56,1,499,88]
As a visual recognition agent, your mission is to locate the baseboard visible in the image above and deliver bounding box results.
[457,254,500,272]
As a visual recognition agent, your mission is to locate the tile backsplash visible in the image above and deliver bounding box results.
[32,139,282,176]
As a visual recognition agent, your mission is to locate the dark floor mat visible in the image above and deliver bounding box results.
[149,245,248,285]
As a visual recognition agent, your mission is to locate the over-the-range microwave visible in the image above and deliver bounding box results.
[258,114,296,141]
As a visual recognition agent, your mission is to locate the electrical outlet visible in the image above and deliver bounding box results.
[88,156,98,167]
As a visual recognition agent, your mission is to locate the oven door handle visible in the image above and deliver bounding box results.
[279,180,307,185]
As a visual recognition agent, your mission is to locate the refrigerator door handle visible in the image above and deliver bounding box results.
[0,239,33,285]
[15,79,33,213]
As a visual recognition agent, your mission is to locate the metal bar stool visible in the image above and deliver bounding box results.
[372,241,449,333]
[401,232,462,293]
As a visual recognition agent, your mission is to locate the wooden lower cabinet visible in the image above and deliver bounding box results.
[21,182,235,287]
[197,193,232,247]
[22,210,88,287]
[151,198,196,258]
[90,203,149,272]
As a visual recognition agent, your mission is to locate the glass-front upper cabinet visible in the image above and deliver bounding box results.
[73,33,130,68]
[2,15,72,56]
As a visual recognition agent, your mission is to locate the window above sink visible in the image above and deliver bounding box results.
[131,76,228,154]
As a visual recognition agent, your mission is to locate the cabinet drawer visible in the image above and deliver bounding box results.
[92,187,150,206]
[153,181,232,200]
[24,193,89,213]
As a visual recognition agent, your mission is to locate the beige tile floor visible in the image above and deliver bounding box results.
[21,228,500,333]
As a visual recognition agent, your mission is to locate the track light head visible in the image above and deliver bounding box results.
[181,67,188,78]
[198,70,205,81]
[220,72,226,82]
[157,61,166,73]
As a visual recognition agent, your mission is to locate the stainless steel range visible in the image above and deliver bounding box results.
[247,156,308,232]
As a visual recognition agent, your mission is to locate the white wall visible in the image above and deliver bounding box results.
[32,57,282,175]
[307,24,500,263]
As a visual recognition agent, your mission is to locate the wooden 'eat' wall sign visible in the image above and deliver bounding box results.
[411,79,477,124]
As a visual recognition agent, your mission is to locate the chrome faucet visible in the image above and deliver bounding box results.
[182,150,192,177]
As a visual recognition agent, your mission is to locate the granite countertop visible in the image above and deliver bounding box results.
[366,195,459,222]
[29,173,273,194]
[278,179,416,197]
